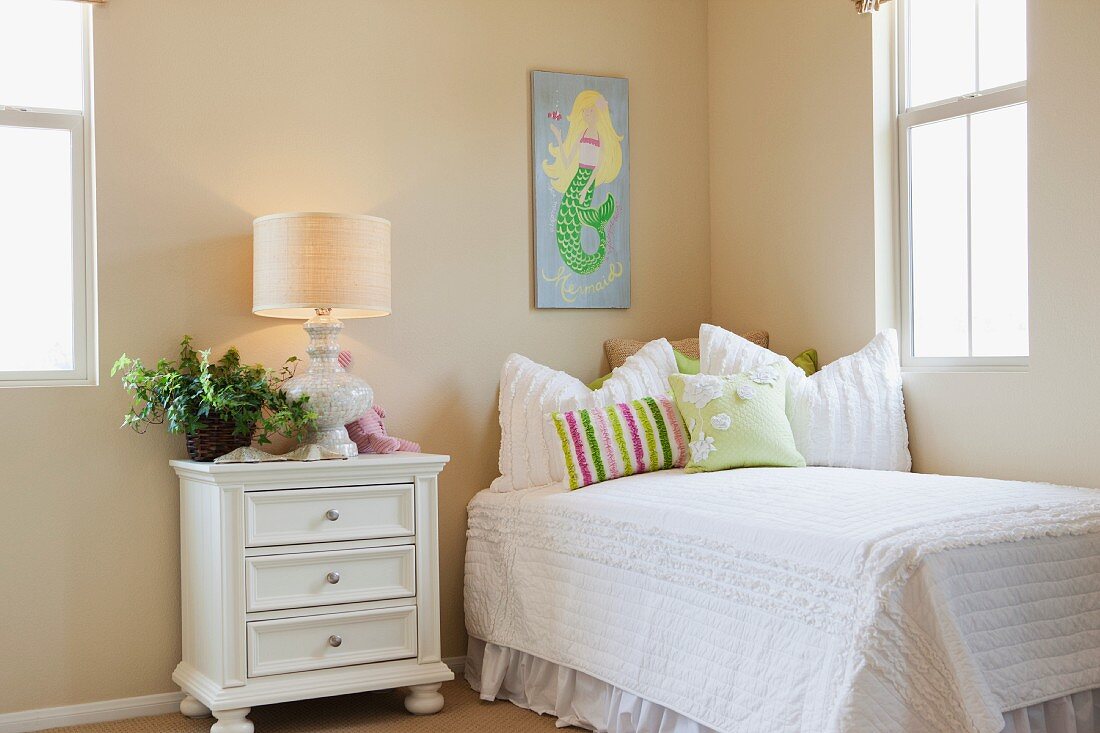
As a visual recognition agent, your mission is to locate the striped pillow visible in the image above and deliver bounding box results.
[550,396,688,490]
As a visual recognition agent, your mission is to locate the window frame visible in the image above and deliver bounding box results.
[896,0,1029,371]
[0,4,97,388]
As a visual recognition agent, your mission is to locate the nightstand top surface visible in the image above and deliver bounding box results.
[170,451,450,474]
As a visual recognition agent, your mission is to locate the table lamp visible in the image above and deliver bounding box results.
[252,212,391,457]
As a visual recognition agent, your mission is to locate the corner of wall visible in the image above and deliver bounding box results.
[700,0,713,324]
[704,0,722,327]
[872,3,900,335]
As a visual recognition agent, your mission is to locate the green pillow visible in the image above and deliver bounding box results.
[588,348,699,390]
[587,372,613,390]
[669,367,805,472]
[792,348,819,377]
[674,350,700,375]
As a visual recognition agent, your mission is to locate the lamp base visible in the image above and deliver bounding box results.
[308,427,360,459]
[282,310,373,459]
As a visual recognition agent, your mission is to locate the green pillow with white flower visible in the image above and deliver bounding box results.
[668,365,805,472]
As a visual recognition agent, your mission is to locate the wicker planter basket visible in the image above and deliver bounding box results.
[186,417,254,462]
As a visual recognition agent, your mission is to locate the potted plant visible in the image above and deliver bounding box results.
[112,336,318,461]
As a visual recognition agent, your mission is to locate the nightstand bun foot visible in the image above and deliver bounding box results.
[404,683,444,714]
[211,707,253,733]
[180,694,211,718]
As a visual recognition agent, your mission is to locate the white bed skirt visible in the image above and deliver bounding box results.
[466,638,1100,733]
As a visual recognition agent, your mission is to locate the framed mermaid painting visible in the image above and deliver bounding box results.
[532,70,630,308]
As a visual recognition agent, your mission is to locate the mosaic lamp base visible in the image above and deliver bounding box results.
[282,309,373,458]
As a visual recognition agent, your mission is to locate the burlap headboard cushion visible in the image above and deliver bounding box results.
[604,330,769,370]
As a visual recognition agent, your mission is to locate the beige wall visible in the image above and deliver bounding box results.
[708,0,1100,489]
[0,0,711,713]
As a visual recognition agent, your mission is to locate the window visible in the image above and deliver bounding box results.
[0,0,96,386]
[898,0,1028,368]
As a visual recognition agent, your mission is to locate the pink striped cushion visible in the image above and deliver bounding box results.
[550,395,688,490]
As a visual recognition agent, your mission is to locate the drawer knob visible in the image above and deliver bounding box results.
[324,509,340,521]
[325,571,341,584]
[328,634,343,648]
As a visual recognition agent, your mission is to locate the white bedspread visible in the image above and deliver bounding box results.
[464,468,1100,733]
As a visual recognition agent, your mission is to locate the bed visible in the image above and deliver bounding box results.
[464,467,1100,733]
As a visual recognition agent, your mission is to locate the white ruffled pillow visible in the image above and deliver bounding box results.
[699,324,911,472]
[491,339,679,492]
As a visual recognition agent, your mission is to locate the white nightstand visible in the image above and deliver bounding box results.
[169,452,452,733]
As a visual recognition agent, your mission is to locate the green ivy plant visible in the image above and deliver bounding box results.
[112,336,317,445]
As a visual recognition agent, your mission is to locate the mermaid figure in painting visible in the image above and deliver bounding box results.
[543,90,624,275]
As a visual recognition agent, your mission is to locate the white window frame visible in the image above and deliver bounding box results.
[0,4,97,388]
[896,0,1028,371]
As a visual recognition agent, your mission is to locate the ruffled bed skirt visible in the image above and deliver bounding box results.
[466,638,1100,733]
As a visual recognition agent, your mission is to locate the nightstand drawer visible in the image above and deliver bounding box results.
[246,546,416,612]
[245,484,414,547]
[247,606,417,677]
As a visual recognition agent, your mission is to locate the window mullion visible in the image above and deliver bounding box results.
[899,85,1027,127]
[965,114,974,358]
[901,0,911,113]
[70,117,88,381]
[0,109,83,131]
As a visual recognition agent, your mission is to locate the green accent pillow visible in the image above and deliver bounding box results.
[669,367,805,472]
[589,348,699,390]
[587,372,613,390]
[592,348,814,388]
[792,348,819,377]
[674,350,700,375]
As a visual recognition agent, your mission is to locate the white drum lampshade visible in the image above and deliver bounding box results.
[253,212,392,457]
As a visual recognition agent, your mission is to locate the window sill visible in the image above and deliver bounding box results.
[901,363,1028,375]
[0,375,98,389]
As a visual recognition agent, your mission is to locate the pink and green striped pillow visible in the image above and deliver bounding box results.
[550,395,688,490]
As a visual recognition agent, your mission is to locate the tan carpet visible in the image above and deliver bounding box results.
[47,680,578,732]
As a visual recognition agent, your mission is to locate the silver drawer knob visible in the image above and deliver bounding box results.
[324,509,340,521]
[328,634,342,648]
[325,571,341,584]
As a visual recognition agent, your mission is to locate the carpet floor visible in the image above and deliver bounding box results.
[46,680,577,732]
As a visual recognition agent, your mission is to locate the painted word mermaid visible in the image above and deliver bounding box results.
[542,90,625,275]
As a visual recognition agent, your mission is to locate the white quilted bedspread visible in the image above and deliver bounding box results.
[464,468,1100,733]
